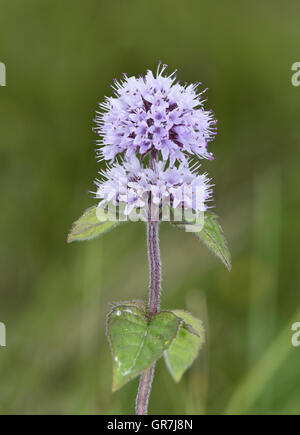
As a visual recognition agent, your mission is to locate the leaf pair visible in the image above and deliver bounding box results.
[68,205,231,271]
[106,302,205,391]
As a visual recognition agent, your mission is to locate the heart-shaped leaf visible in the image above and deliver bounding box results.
[106,302,181,391]
[67,205,118,243]
[164,310,205,382]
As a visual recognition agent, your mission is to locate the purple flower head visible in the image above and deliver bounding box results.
[94,63,217,164]
[95,156,213,219]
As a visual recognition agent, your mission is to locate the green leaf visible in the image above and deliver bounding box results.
[164,310,205,383]
[174,212,231,271]
[196,212,231,271]
[106,302,181,391]
[67,205,118,243]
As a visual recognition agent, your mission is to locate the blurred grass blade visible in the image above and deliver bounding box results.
[226,306,300,414]
[164,310,205,382]
[106,303,181,391]
[67,205,118,243]
[246,167,281,408]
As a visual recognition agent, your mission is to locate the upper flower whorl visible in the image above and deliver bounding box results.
[94,63,217,165]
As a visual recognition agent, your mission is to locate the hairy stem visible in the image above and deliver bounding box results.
[135,221,161,415]
[135,363,155,415]
[147,221,161,317]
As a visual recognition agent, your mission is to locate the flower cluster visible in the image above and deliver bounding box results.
[95,156,212,217]
[94,63,216,164]
[94,63,216,221]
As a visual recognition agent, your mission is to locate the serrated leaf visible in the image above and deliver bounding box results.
[174,212,231,271]
[106,303,181,391]
[67,205,118,243]
[164,310,205,383]
[196,212,231,271]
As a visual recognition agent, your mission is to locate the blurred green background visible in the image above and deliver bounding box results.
[1,0,300,415]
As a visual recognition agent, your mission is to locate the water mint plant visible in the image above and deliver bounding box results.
[67,63,231,415]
